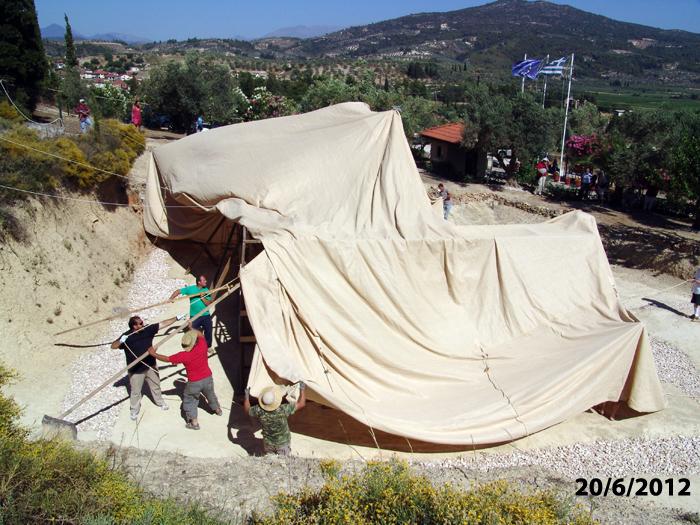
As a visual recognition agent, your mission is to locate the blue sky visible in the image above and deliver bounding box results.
[35,0,700,40]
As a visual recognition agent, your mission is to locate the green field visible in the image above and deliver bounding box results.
[577,81,700,112]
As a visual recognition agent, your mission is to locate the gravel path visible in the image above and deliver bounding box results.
[61,248,185,439]
[651,336,700,399]
[417,436,700,479]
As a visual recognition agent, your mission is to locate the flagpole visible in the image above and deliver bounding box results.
[521,53,527,94]
[542,54,549,108]
[559,53,575,173]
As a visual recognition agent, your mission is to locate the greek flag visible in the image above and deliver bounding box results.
[511,58,543,80]
[539,56,568,76]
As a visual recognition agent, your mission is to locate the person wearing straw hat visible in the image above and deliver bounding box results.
[244,383,307,455]
[149,326,222,430]
[111,314,184,420]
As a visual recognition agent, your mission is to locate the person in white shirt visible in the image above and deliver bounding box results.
[690,268,700,321]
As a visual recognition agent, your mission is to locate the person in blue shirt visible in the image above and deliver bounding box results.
[170,275,213,347]
[196,115,204,132]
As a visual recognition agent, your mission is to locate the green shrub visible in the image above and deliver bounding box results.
[0,118,144,212]
[0,101,24,123]
[0,362,229,525]
[253,461,597,525]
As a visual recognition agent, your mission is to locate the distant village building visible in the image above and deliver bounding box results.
[419,122,480,179]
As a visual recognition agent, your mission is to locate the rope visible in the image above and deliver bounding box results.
[0,183,207,209]
[0,135,132,180]
[0,135,179,194]
[625,280,693,309]
[0,80,63,126]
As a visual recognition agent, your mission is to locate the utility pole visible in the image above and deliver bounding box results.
[559,54,575,174]
[542,54,549,108]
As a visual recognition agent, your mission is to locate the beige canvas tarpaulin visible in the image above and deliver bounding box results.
[145,102,665,445]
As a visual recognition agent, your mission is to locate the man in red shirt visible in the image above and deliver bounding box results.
[535,158,549,196]
[149,327,222,430]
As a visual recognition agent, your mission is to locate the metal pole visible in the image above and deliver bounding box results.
[521,53,527,94]
[559,54,575,173]
[542,54,549,108]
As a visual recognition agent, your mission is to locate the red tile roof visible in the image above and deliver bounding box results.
[419,122,464,144]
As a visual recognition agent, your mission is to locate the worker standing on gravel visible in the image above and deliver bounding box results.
[149,326,222,430]
[111,314,184,420]
[244,383,306,455]
[437,183,453,220]
[170,275,213,347]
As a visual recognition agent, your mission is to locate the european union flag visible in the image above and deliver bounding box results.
[511,58,543,80]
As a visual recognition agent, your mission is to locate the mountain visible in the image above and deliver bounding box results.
[41,25,148,44]
[40,23,83,40]
[285,0,700,82]
[87,33,150,44]
[263,25,342,39]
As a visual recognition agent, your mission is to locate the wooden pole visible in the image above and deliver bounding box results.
[56,282,240,421]
[54,278,238,336]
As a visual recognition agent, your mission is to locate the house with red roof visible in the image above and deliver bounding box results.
[419,122,481,179]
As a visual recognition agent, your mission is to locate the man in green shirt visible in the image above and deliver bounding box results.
[170,275,213,347]
[244,383,306,455]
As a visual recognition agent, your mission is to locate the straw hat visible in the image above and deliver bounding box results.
[259,386,283,412]
[181,331,198,351]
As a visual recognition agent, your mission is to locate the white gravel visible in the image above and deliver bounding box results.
[651,336,700,399]
[61,248,185,439]
[418,436,700,479]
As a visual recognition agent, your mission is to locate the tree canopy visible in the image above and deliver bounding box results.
[0,0,47,110]
[461,84,561,178]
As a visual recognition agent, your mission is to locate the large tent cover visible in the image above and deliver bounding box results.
[145,102,665,445]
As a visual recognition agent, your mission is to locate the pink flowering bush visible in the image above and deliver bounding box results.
[243,87,297,121]
[565,134,600,158]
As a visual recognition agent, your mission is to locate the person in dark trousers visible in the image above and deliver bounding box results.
[111,313,184,420]
[149,327,222,430]
[244,383,306,455]
[170,275,213,347]
[580,168,592,200]
[596,170,609,203]
[690,267,700,321]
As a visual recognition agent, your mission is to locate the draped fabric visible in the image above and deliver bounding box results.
[145,102,665,444]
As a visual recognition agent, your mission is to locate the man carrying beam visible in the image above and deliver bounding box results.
[170,275,213,347]
[111,314,184,420]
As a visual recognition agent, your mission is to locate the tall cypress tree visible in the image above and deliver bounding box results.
[64,13,78,68]
[0,0,48,110]
[61,13,83,108]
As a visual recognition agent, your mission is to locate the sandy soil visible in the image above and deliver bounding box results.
[2,144,699,522]
[0,183,150,428]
